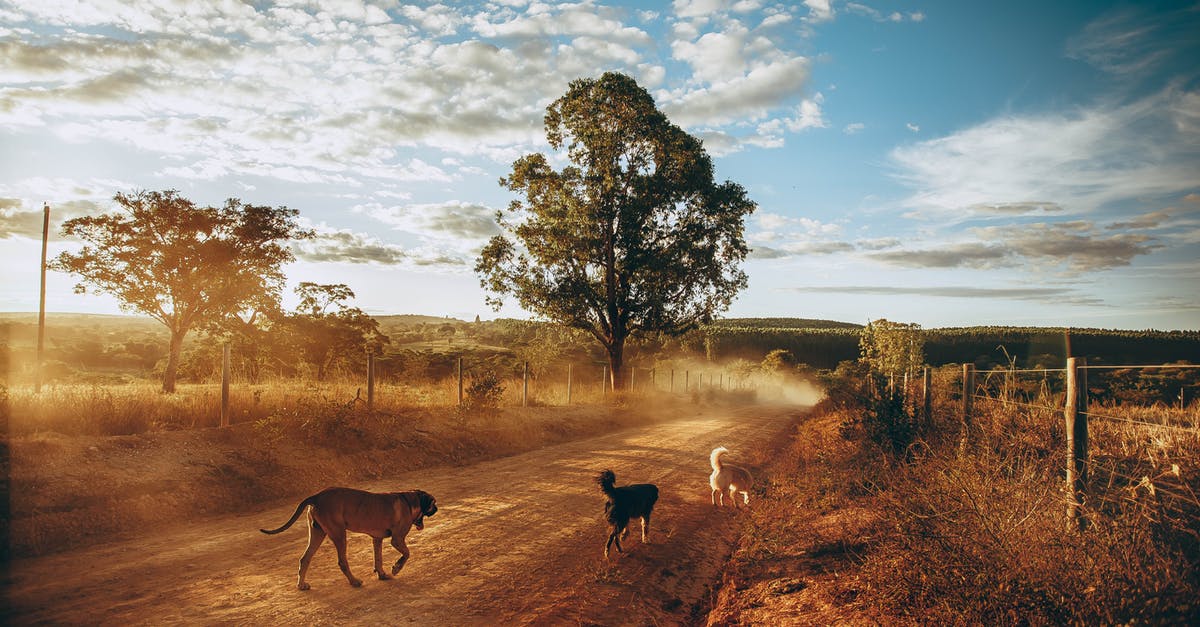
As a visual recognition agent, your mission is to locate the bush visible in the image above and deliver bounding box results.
[819,362,917,457]
[457,370,505,418]
[860,385,916,457]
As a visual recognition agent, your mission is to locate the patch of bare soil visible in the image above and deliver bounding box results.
[705,411,892,626]
[2,402,803,625]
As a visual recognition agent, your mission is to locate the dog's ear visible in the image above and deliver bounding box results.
[420,491,437,516]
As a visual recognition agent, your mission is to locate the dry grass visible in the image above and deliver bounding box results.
[857,393,1200,624]
[711,371,1200,625]
[3,373,664,437]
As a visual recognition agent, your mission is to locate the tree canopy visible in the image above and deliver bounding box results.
[859,318,926,378]
[52,189,311,392]
[282,282,388,381]
[476,72,755,389]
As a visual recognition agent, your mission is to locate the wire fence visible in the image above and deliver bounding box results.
[956,359,1200,525]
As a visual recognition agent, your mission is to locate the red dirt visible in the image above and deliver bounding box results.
[2,404,803,624]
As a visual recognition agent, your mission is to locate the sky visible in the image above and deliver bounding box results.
[1,0,1198,330]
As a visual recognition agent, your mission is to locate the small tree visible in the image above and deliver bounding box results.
[284,282,387,381]
[476,72,755,390]
[52,190,311,392]
[761,348,796,376]
[859,319,925,380]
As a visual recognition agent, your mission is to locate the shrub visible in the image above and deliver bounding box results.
[457,370,505,418]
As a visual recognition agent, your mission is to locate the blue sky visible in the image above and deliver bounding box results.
[1,0,1197,329]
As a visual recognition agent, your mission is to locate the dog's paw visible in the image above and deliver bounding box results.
[349,578,363,587]
[392,560,406,575]
[377,571,393,581]
[297,582,311,591]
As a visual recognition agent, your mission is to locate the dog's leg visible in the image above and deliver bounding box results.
[605,527,624,559]
[641,514,650,543]
[730,487,740,509]
[328,528,362,587]
[297,519,326,591]
[372,537,393,580]
[711,488,720,506]
[390,535,411,575]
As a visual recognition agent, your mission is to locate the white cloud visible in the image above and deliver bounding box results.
[843,122,864,134]
[358,200,500,250]
[844,3,925,23]
[0,0,826,205]
[906,122,920,132]
[673,0,730,20]
[671,25,753,83]
[294,221,467,270]
[756,94,826,139]
[661,56,811,126]
[890,88,1200,219]
[802,0,833,23]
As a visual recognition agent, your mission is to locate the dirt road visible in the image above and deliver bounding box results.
[3,404,802,625]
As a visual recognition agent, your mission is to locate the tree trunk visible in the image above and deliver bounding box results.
[607,335,625,391]
[162,329,184,393]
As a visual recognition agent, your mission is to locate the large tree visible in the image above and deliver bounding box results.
[52,189,311,392]
[476,72,755,390]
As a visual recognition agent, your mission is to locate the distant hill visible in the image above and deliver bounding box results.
[709,317,862,330]
[373,314,469,326]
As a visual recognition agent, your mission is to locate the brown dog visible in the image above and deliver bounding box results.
[260,487,438,590]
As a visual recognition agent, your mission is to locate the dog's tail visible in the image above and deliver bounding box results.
[596,469,618,498]
[260,494,317,535]
[710,446,729,472]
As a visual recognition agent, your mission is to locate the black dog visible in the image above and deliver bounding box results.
[596,469,659,559]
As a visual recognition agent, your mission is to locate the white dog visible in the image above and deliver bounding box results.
[709,446,753,507]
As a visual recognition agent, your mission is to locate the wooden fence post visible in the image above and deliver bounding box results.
[1065,357,1089,531]
[567,363,572,405]
[457,357,464,406]
[220,343,230,428]
[959,363,974,456]
[522,361,529,407]
[36,203,49,394]
[367,352,375,411]
[922,367,932,426]
[1079,357,1088,416]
